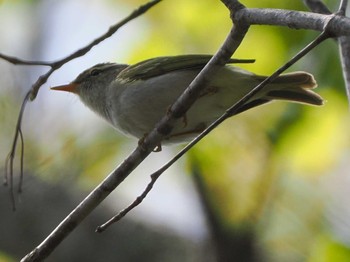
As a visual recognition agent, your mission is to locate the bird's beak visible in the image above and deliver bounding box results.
[51,83,79,93]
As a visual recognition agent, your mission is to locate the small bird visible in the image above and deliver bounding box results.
[51,55,323,144]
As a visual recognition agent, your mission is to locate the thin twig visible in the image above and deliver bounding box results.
[4,154,15,211]
[338,0,348,15]
[304,0,350,101]
[339,38,350,101]
[18,127,24,194]
[96,28,332,231]
[29,0,163,100]
[96,147,185,232]
[337,0,350,103]
[4,91,30,210]
[0,53,53,66]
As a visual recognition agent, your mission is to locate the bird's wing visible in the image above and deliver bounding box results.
[117,55,255,82]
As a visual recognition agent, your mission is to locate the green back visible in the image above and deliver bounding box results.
[118,55,255,81]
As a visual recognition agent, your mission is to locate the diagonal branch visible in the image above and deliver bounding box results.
[6,0,350,209]
[305,0,350,103]
[20,5,250,260]
[304,0,350,104]
[97,27,332,232]
[11,0,350,261]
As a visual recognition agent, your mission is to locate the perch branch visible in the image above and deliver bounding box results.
[97,26,332,232]
[12,0,350,261]
[20,5,250,261]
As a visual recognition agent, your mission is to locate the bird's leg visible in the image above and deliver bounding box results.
[153,144,162,152]
[138,133,162,152]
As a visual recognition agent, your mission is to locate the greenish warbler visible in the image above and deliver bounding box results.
[51,55,323,144]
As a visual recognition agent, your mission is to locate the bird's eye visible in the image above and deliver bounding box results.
[90,69,101,76]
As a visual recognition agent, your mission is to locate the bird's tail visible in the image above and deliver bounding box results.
[234,72,323,115]
[259,72,324,105]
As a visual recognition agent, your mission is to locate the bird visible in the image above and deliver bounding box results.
[51,55,323,145]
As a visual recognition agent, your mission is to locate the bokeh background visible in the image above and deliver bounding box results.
[1,0,350,261]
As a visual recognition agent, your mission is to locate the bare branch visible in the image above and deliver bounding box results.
[0,53,52,66]
[97,27,332,231]
[239,8,350,35]
[337,0,350,101]
[18,127,24,194]
[29,0,163,101]
[339,38,350,102]
[4,91,31,210]
[9,0,350,261]
[20,8,250,262]
[1,0,163,71]
[221,0,245,13]
[305,0,350,101]
[338,0,348,15]
[96,169,162,232]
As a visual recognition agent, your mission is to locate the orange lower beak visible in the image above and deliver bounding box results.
[51,83,79,93]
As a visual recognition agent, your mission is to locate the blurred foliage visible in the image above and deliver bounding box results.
[308,234,350,262]
[1,0,350,261]
[0,251,15,262]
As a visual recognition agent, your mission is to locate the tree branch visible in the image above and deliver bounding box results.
[339,0,348,15]
[97,26,332,232]
[304,0,350,104]
[237,8,350,34]
[338,0,350,102]
[304,0,332,14]
[21,14,250,262]
[339,35,350,101]
[4,91,30,211]
[9,0,350,261]
[0,53,52,66]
